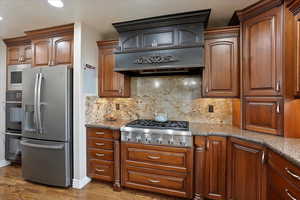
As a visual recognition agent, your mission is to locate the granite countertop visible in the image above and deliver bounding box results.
[190,123,300,168]
[86,120,130,130]
[86,121,300,168]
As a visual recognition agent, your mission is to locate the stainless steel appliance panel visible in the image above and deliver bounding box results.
[7,64,31,91]
[5,134,22,163]
[22,68,41,137]
[39,66,71,142]
[21,138,71,187]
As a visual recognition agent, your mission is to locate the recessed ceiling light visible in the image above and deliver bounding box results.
[48,0,64,8]
[0,16,3,21]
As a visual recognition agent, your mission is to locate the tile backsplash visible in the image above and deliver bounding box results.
[86,75,233,124]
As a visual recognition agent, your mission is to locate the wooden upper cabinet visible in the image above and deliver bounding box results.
[242,6,283,96]
[52,35,73,66]
[7,45,32,65]
[204,136,227,200]
[98,40,130,97]
[244,97,283,135]
[295,14,300,97]
[203,26,240,97]
[32,38,52,67]
[227,138,266,200]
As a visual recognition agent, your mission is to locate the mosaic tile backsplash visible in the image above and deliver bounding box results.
[86,75,233,124]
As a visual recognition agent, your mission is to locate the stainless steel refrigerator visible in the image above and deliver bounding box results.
[21,66,72,187]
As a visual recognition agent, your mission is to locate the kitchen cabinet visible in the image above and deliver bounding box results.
[86,127,121,191]
[121,142,193,198]
[7,45,32,65]
[241,6,283,97]
[32,35,73,67]
[204,136,227,200]
[244,97,283,135]
[237,0,300,137]
[267,150,300,200]
[203,26,239,97]
[227,138,266,200]
[98,40,130,97]
[294,13,300,97]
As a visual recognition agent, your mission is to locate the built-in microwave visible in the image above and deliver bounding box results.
[7,64,31,91]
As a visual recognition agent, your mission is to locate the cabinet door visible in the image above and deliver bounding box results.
[244,97,283,135]
[7,46,21,65]
[98,42,130,97]
[22,45,32,64]
[52,35,73,66]
[295,14,300,97]
[227,138,266,200]
[32,38,52,67]
[242,6,283,96]
[204,136,227,200]
[203,37,239,97]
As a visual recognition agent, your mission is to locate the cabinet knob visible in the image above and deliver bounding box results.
[276,103,280,114]
[276,81,281,92]
[261,151,266,164]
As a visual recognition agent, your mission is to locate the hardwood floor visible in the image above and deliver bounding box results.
[0,165,180,200]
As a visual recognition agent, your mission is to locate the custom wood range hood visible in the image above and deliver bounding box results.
[112,9,211,75]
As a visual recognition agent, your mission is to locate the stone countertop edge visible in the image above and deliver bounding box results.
[191,125,300,168]
[86,122,300,168]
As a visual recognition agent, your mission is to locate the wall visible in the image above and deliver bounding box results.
[86,75,233,124]
[0,40,10,167]
[73,22,101,189]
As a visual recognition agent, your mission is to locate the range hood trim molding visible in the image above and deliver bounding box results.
[113,9,211,32]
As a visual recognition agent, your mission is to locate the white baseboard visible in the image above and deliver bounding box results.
[72,176,91,189]
[0,160,10,168]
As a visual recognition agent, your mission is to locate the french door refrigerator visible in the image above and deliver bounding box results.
[21,66,72,187]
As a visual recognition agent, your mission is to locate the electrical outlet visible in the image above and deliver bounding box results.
[116,104,120,110]
[208,105,214,113]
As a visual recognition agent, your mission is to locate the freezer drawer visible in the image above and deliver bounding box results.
[21,138,71,187]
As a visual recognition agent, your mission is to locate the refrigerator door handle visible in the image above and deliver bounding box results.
[37,73,43,134]
[34,73,40,133]
[21,141,64,150]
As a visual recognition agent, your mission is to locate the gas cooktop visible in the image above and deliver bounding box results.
[125,119,189,131]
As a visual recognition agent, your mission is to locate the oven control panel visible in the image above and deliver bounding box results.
[121,131,193,147]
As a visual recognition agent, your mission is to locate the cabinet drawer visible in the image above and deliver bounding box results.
[244,97,283,135]
[88,149,113,161]
[123,143,191,170]
[268,151,300,189]
[123,165,191,198]
[88,138,113,150]
[268,166,300,200]
[88,160,113,182]
[87,128,113,139]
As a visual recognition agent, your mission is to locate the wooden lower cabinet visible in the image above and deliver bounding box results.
[204,136,227,200]
[267,151,300,200]
[227,138,266,200]
[121,143,193,198]
[87,128,121,191]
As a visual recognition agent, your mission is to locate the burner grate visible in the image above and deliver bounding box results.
[126,119,189,131]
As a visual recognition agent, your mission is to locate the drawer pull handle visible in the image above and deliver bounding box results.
[95,169,105,172]
[148,155,160,160]
[96,132,105,135]
[285,167,300,181]
[95,143,105,146]
[285,189,297,200]
[96,153,105,157]
[148,179,160,183]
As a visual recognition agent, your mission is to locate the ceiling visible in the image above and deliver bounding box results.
[0,0,260,39]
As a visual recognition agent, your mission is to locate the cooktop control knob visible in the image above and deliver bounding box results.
[168,138,174,145]
[126,133,132,141]
[136,136,142,142]
[157,137,163,144]
[145,134,151,143]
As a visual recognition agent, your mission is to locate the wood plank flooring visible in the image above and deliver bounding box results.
[0,165,181,200]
